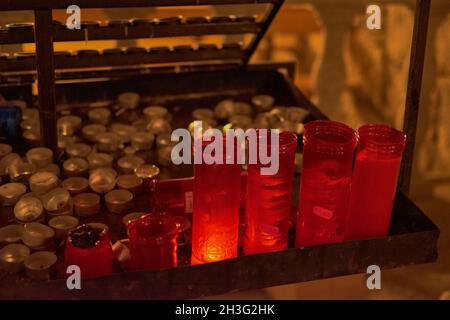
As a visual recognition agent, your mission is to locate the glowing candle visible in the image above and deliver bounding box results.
[191,136,241,264]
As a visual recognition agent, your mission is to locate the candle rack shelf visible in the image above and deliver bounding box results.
[0,0,439,299]
[0,19,262,45]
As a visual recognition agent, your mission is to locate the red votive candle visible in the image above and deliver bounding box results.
[244,131,297,254]
[191,135,241,264]
[296,120,357,247]
[64,224,113,279]
[128,214,178,271]
[345,124,406,240]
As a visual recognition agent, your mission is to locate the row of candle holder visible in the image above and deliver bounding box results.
[0,213,189,279]
[41,120,403,277]
[1,93,312,279]
[0,139,162,279]
[2,15,257,32]
[16,91,308,157]
[43,119,406,277]
[0,150,160,218]
[190,120,407,263]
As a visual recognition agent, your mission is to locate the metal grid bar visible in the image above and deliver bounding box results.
[0,0,279,11]
[399,0,431,193]
[34,9,58,154]
[0,48,245,72]
[0,22,262,45]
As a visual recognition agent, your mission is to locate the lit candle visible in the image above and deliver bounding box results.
[191,136,241,264]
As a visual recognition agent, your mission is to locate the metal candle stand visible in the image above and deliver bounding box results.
[0,0,440,299]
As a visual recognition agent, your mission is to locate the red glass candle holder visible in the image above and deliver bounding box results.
[128,214,178,271]
[64,224,113,279]
[346,124,406,240]
[244,131,297,254]
[191,135,241,264]
[296,120,357,247]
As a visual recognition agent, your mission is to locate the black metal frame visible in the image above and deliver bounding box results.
[1,0,285,158]
[0,0,438,299]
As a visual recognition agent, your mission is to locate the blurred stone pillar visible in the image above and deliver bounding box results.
[417,3,450,187]
[314,1,364,121]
